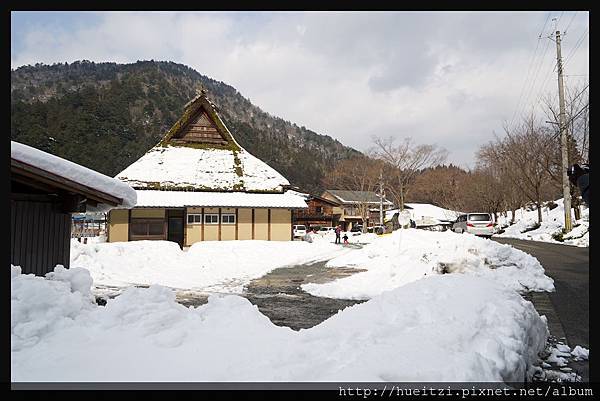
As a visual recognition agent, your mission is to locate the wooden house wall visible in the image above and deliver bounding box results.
[11,199,71,276]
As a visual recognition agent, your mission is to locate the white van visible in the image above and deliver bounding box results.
[452,213,494,238]
[293,225,307,238]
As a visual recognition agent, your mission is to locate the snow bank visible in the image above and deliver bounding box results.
[11,266,548,382]
[303,229,554,300]
[71,237,350,292]
[11,265,96,352]
[497,199,589,247]
[11,141,136,209]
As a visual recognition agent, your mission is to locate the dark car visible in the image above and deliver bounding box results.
[350,225,363,233]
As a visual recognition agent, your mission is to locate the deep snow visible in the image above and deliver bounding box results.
[70,234,361,293]
[11,265,549,382]
[303,229,554,300]
[496,198,589,247]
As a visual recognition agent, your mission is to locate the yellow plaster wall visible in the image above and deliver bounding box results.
[254,209,269,240]
[131,208,165,218]
[238,208,253,240]
[108,209,129,242]
[270,209,291,241]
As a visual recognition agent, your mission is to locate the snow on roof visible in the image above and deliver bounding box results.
[404,203,460,222]
[11,141,137,209]
[116,91,290,193]
[116,146,289,192]
[131,189,308,209]
[385,203,459,225]
[325,190,394,205]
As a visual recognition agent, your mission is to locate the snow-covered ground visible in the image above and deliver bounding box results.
[70,235,360,293]
[11,265,549,382]
[302,229,554,300]
[496,199,589,247]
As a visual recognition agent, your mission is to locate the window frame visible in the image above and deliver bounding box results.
[187,213,203,224]
[129,218,165,240]
[221,214,236,224]
[204,214,219,224]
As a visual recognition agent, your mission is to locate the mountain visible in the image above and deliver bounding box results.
[11,60,362,194]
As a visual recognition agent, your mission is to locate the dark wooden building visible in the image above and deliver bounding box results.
[292,194,341,229]
[11,141,136,276]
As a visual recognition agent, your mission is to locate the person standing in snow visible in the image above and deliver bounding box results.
[342,233,349,245]
[568,164,590,206]
[335,225,342,244]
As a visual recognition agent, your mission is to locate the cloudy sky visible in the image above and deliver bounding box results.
[11,11,589,168]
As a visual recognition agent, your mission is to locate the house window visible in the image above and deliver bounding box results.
[221,214,236,224]
[130,218,165,239]
[187,214,202,224]
[315,206,322,214]
[204,214,219,224]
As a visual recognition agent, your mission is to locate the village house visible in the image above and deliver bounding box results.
[292,193,341,229]
[11,141,136,275]
[320,190,394,231]
[108,90,307,247]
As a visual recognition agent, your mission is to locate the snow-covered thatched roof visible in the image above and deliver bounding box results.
[116,90,290,193]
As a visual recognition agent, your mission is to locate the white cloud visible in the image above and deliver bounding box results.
[11,11,589,168]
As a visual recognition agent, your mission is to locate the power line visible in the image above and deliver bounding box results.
[563,11,578,34]
[508,12,551,129]
[563,27,589,67]
[516,27,554,124]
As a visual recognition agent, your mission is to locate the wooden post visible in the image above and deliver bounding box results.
[268,209,271,241]
[252,209,255,239]
[201,207,204,242]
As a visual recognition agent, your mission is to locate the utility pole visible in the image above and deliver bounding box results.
[554,29,573,232]
[379,170,384,226]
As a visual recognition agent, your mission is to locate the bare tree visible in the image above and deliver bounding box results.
[494,116,556,224]
[322,156,383,232]
[370,137,448,211]
[542,83,589,219]
[409,165,470,212]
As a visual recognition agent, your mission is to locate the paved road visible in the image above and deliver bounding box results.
[492,238,589,381]
[492,237,589,349]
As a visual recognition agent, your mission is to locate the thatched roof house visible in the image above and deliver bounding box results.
[108,90,307,246]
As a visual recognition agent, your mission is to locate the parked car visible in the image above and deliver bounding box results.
[318,226,336,235]
[367,225,386,235]
[452,213,494,238]
[293,225,307,238]
[350,225,363,233]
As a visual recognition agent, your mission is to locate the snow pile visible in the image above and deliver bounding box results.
[11,141,136,209]
[11,265,96,352]
[571,345,589,360]
[11,266,548,382]
[71,238,350,292]
[303,229,554,300]
[497,199,589,247]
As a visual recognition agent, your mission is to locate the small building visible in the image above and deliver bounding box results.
[11,141,136,276]
[321,190,394,231]
[108,90,307,246]
[292,193,341,229]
